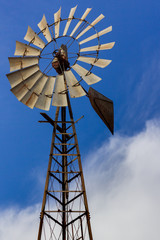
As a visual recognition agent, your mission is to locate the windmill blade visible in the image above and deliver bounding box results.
[14,41,41,56]
[54,7,61,38]
[79,26,112,45]
[24,26,45,49]
[72,64,101,85]
[52,74,67,106]
[76,14,105,40]
[11,71,43,100]
[64,70,86,98]
[9,57,39,72]
[77,56,112,68]
[35,76,56,110]
[38,14,52,42]
[80,42,115,52]
[21,75,48,109]
[88,87,114,134]
[6,64,39,88]
[70,8,92,37]
[63,6,77,36]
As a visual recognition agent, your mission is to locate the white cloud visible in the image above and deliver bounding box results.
[85,119,160,240]
[1,119,160,240]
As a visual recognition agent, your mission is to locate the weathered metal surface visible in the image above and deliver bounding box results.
[54,7,61,38]
[70,8,92,36]
[52,75,68,107]
[35,76,55,110]
[14,41,41,56]
[72,64,101,85]
[80,42,115,52]
[77,56,112,68]
[24,26,45,49]
[64,70,86,98]
[21,75,48,109]
[9,57,39,72]
[6,64,39,88]
[11,70,42,100]
[76,14,105,39]
[38,14,52,42]
[79,26,112,45]
[63,6,77,36]
[88,87,114,134]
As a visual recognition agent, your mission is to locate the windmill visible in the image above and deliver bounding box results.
[6,6,115,240]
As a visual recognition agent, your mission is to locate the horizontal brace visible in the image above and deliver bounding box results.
[66,192,84,206]
[54,143,75,146]
[46,191,62,205]
[56,132,72,135]
[49,172,62,184]
[50,171,81,174]
[44,212,62,227]
[66,212,87,227]
[45,210,86,213]
[67,172,81,183]
[48,190,83,193]
[52,153,78,156]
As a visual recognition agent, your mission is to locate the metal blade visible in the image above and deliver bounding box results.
[14,41,41,56]
[88,87,114,134]
[80,42,115,52]
[64,70,86,98]
[35,76,56,110]
[79,26,112,45]
[6,64,39,88]
[9,57,39,72]
[77,56,112,68]
[54,7,61,38]
[11,70,43,100]
[72,64,101,85]
[76,14,105,39]
[38,14,52,42]
[70,8,92,37]
[24,26,45,49]
[21,75,48,109]
[63,6,77,36]
[52,74,67,106]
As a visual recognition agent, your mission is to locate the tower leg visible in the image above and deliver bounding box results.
[37,102,93,240]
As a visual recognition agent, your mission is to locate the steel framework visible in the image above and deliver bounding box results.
[38,94,93,240]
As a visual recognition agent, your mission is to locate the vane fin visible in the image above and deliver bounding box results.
[54,7,61,38]
[35,76,56,110]
[72,64,101,85]
[14,41,41,56]
[64,70,86,98]
[76,14,105,39]
[24,26,45,49]
[9,57,39,72]
[38,14,52,42]
[70,8,92,37]
[80,42,115,52]
[63,6,77,36]
[77,56,112,68]
[52,74,67,106]
[79,26,112,45]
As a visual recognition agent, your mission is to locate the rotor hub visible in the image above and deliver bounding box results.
[52,44,70,74]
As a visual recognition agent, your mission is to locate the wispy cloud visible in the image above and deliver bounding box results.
[0,119,160,240]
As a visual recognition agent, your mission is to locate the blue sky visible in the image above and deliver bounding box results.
[0,0,160,239]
